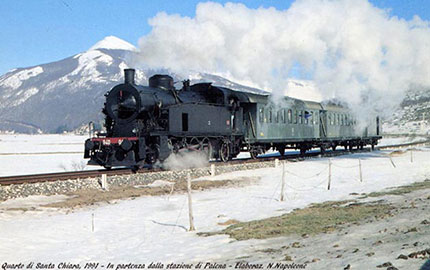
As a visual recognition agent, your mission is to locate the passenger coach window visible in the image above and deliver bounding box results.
[259,108,264,123]
[282,109,286,123]
[299,111,303,124]
[288,109,292,123]
[310,111,314,125]
[311,111,314,125]
[294,110,298,124]
[268,108,272,123]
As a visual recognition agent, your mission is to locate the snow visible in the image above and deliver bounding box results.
[378,136,428,146]
[118,61,129,72]
[0,134,89,176]
[89,36,137,51]
[11,87,39,106]
[0,141,429,264]
[69,50,114,85]
[0,195,71,210]
[0,66,43,89]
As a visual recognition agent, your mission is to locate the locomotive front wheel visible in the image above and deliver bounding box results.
[219,143,230,162]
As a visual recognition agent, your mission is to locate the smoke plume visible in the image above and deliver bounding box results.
[136,0,430,118]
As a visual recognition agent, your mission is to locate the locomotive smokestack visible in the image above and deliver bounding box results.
[124,69,135,84]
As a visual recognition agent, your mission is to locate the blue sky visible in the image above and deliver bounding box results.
[0,0,429,75]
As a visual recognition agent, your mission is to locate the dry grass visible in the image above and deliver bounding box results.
[218,219,240,226]
[43,177,257,209]
[199,200,393,240]
[364,179,430,198]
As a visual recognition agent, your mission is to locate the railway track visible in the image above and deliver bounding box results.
[1,139,429,186]
[0,168,134,186]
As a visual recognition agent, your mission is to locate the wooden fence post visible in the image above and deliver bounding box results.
[101,174,108,190]
[187,173,195,231]
[280,162,286,201]
[91,213,95,232]
[210,164,216,176]
[359,159,363,182]
[327,159,332,190]
[389,156,396,168]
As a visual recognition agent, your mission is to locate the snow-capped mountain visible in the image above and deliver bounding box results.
[0,36,266,133]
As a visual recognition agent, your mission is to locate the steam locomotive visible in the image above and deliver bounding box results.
[84,69,381,169]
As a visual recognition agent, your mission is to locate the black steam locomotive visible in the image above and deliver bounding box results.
[84,69,381,169]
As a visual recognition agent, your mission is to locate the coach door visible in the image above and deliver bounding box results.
[319,110,327,138]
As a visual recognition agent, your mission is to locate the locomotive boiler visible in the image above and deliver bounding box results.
[85,69,249,169]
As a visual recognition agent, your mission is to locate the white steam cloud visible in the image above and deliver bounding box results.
[162,151,209,170]
[136,0,430,118]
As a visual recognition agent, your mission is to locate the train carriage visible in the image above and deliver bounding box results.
[84,69,381,168]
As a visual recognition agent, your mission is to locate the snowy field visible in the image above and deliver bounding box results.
[0,145,430,267]
[0,134,426,176]
[0,134,89,176]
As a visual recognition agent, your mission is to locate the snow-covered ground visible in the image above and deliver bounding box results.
[0,134,89,176]
[378,135,428,146]
[0,147,429,266]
